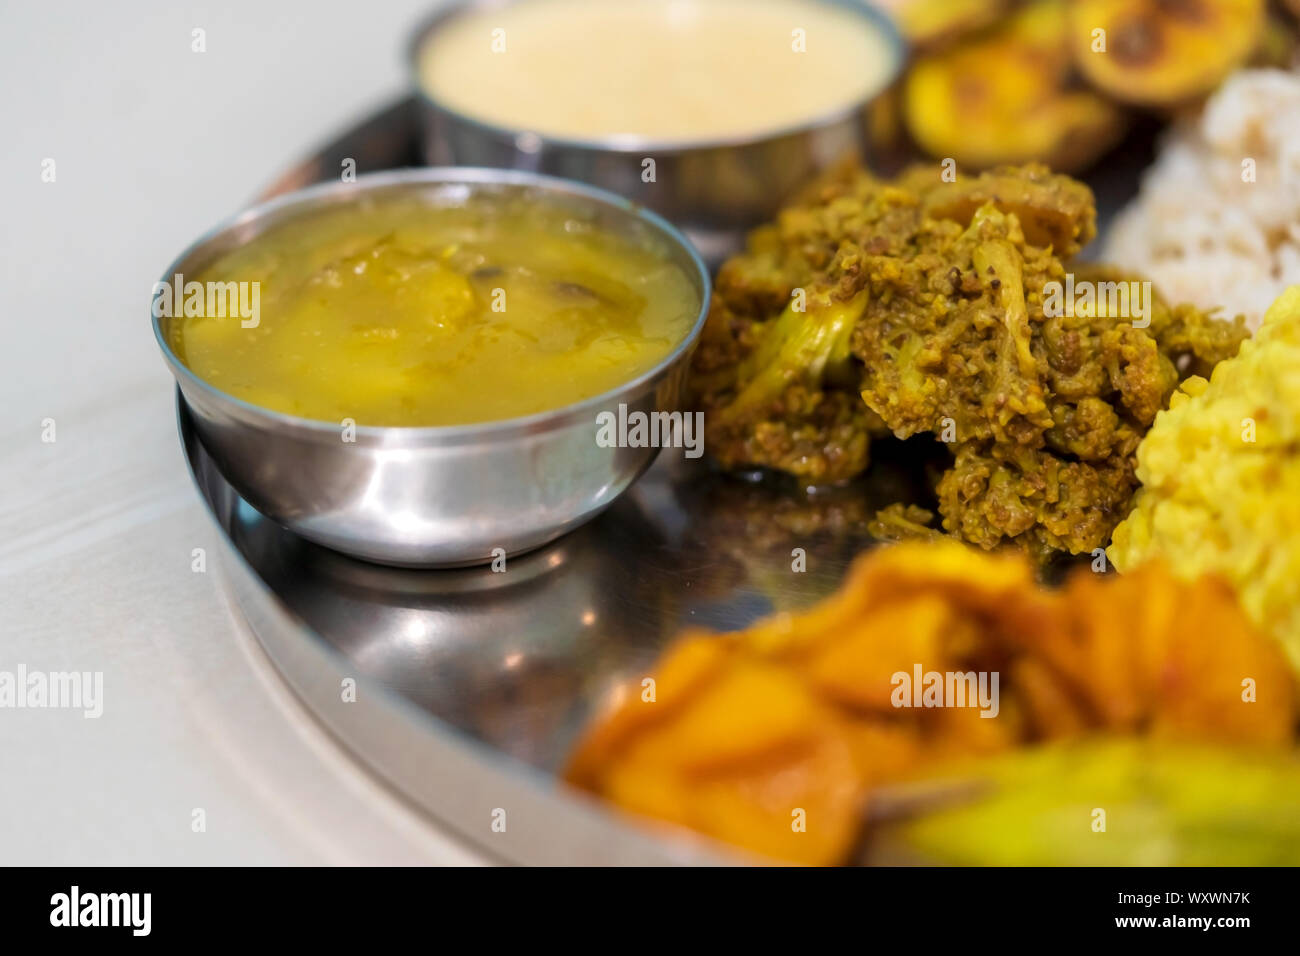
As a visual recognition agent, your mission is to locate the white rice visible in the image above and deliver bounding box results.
[1104,69,1300,330]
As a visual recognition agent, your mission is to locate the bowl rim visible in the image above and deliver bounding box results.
[152,166,712,441]
[405,0,908,155]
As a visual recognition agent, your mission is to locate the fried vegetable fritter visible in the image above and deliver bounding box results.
[690,162,1248,558]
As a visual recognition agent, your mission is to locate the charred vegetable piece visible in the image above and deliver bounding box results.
[1069,0,1265,106]
[904,0,1127,172]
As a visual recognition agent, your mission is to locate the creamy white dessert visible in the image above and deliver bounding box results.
[418,0,896,142]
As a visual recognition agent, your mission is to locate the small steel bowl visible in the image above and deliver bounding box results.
[153,168,711,567]
[407,0,907,265]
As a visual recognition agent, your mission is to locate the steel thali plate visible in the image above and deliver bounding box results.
[182,96,1153,865]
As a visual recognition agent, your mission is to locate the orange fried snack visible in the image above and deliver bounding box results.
[564,541,1296,865]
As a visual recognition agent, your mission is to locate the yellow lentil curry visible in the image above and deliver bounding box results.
[169,192,700,426]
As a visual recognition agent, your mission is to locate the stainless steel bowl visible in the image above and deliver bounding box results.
[407,0,906,265]
[153,168,711,567]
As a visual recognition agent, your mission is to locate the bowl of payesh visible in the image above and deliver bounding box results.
[410,0,906,262]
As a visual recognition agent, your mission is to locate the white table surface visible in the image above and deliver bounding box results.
[0,0,486,865]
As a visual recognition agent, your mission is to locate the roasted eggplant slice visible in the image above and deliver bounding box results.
[1069,0,1265,106]
[904,1,1128,172]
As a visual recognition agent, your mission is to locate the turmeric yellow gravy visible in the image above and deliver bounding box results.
[171,194,699,426]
